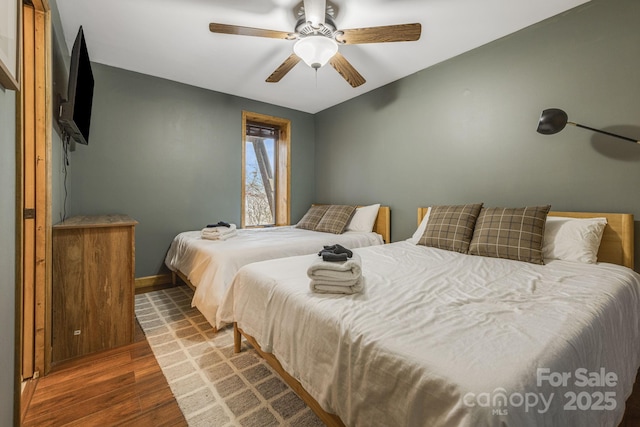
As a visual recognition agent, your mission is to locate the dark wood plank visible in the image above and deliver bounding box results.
[39,351,133,389]
[22,320,187,426]
[25,387,138,426]
[25,372,136,420]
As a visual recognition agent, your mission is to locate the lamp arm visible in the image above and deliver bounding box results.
[568,121,640,144]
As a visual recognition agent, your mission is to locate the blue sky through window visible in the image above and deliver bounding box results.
[245,137,276,226]
[246,138,275,179]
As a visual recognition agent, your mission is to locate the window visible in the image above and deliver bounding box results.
[242,111,290,227]
[245,124,276,225]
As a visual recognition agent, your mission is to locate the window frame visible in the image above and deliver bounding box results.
[241,111,290,228]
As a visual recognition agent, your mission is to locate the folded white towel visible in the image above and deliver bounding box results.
[201,223,236,236]
[307,252,363,294]
[307,252,362,282]
[201,230,237,241]
[310,276,364,294]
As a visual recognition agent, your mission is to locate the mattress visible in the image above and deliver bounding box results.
[218,241,640,427]
[164,225,384,327]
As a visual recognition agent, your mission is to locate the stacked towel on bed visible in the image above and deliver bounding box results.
[308,245,363,294]
[201,223,237,241]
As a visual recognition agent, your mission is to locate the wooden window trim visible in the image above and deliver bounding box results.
[241,111,290,228]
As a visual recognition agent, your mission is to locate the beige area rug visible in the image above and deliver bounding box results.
[134,285,324,427]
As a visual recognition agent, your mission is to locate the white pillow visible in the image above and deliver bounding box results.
[408,207,431,244]
[346,204,381,232]
[542,216,607,264]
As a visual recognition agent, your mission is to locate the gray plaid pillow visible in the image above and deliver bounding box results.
[315,205,357,234]
[419,203,483,253]
[296,205,330,230]
[469,205,551,264]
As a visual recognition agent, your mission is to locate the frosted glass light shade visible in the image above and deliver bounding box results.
[293,36,338,69]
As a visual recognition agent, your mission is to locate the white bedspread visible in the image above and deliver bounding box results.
[164,226,383,327]
[218,241,640,427]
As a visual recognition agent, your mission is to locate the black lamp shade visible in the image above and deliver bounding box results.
[537,108,569,135]
[536,107,639,144]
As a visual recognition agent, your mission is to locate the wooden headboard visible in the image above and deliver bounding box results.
[417,208,634,269]
[312,204,391,243]
[372,206,391,244]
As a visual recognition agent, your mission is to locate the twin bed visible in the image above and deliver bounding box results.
[164,205,390,328]
[212,208,640,427]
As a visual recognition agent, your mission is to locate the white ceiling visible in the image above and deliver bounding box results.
[55,0,590,114]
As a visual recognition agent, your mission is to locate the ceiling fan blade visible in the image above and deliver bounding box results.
[303,0,326,26]
[266,54,302,83]
[336,23,421,44]
[209,23,292,40]
[329,52,365,88]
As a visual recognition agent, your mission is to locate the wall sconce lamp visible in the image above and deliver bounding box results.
[537,108,639,144]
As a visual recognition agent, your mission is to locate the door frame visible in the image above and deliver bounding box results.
[16,0,51,423]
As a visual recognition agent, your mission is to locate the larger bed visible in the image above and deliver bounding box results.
[165,204,390,328]
[219,208,640,426]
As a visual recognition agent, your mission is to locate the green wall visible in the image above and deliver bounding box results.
[0,88,16,425]
[66,64,316,277]
[51,1,71,225]
[56,0,640,278]
[315,0,640,267]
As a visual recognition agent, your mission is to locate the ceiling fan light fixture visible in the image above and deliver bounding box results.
[293,36,338,69]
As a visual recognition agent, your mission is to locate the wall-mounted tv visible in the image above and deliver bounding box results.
[59,26,94,145]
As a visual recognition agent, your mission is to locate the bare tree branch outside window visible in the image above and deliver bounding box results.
[245,136,275,226]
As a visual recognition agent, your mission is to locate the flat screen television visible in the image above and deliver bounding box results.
[59,26,94,145]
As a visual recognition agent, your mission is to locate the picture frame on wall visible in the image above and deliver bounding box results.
[0,0,19,91]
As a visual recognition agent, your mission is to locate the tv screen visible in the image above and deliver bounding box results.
[59,26,94,145]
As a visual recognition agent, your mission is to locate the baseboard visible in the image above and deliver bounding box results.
[135,274,173,290]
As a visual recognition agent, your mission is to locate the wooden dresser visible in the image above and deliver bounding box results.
[52,214,138,363]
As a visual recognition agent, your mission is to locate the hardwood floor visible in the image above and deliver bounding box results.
[21,320,186,427]
[19,306,640,427]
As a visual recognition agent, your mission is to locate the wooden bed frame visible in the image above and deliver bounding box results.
[172,205,391,289]
[234,209,635,426]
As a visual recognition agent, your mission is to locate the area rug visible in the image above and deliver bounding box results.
[134,285,324,427]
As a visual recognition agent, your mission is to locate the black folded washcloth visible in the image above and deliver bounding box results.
[319,244,353,258]
[321,252,349,262]
[206,221,231,228]
[318,244,353,262]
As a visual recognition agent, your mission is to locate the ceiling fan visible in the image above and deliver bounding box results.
[209,0,421,88]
